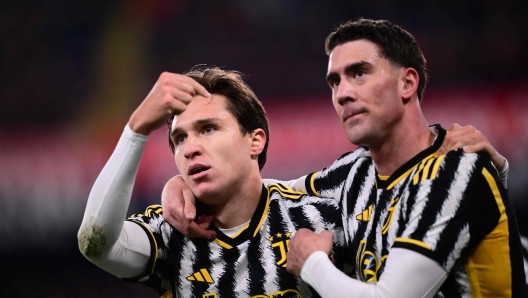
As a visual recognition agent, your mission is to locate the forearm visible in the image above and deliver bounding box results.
[78,125,151,277]
[301,249,447,298]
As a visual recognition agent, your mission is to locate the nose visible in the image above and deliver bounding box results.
[336,79,356,106]
[183,135,203,159]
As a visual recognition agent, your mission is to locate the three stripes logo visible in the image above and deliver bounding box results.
[186,268,215,284]
[356,204,373,222]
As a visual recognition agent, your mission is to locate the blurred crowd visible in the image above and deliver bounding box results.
[1,0,526,296]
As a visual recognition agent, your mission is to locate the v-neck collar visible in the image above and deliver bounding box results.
[212,184,270,249]
[376,124,446,190]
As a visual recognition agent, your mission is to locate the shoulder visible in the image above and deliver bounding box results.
[327,147,371,170]
[430,150,494,182]
[127,204,173,238]
[267,183,338,209]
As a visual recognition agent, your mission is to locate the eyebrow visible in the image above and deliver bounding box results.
[170,118,221,140]
[326,61,372,84]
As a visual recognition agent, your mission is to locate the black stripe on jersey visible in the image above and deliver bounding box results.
[379,124,445,190]
[211,185,269,248]
[188,239,214,295]
[165,228,188,295]
[217,246,240,298]
[305,172,318,196]
[247,232,267,296]
[392,241,436,261]
[314,151,364,195]
[408,152,461,244]
[268,200,302,289]
[343,159,375,242]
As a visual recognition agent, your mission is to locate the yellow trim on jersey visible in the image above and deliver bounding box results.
[464,168,512,297]
[378,174,389,181]
[412,157,429,185]
[387,166,415,190]
[394,238,431,250]
[161,290,172,298]
[412,154,437,185]
[214,238,233,249]
[130,219,159,275]
[269,289,302,297]
[429,155,445,179]
[230,223,249,239]
[309,172,321,197]
[253,191,271,237]
[267,183,305,200]
[421,157,436,181]
[388,152,438,190]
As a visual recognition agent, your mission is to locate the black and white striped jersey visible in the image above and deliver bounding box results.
[304,124,526,297]
[127,183,346,298]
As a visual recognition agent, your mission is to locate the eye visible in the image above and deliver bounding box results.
[329,79,340,89]
[175,135,187,145]
[355,70,366,77]
[203,126,215,134]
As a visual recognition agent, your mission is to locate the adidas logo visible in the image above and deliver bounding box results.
[187,269,215,284]
[356,204,373,222]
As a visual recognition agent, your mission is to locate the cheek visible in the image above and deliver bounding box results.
[174,151,185,173]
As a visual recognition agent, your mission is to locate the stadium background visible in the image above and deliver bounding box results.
[1,1,527,296]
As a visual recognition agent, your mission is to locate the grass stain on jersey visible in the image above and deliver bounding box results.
[78,217,108,257]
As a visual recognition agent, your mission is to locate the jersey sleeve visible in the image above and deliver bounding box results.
[305,148,369,199]
[393,150,511,272]
[125,204,176,295]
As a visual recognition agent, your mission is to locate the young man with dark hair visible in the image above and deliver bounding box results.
[162,19,525,297]
[78,66,346,297]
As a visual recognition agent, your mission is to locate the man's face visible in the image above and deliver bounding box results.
[326,39,405,149]
[170,95,255,204]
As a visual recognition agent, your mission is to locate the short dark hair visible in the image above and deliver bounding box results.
[167,66,269,171]
[325,18,428,101]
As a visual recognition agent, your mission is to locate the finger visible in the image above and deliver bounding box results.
[167,88,194,105]
[187,79,211,98]
[448,123,462,132]
[162,212,190,235]
[196,214,214,229]
[321,230,334,241]
[462,143,486,154]
[187,221,217,239]
[182,187,197,220]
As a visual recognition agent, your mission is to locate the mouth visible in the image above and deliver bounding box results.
[342,108,366,123]
[188,164,211,176]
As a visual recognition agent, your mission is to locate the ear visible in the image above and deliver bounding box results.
[400,67,419,102]
[249,128,266,157]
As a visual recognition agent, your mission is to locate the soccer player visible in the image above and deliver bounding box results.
[78,67,346,297]
[283,18,526,297]
[162,19,526,297]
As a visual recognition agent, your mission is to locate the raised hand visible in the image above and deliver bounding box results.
[128,72,211,135]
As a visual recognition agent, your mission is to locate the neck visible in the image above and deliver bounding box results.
[206,173,263,229]
[370,103,434,176]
